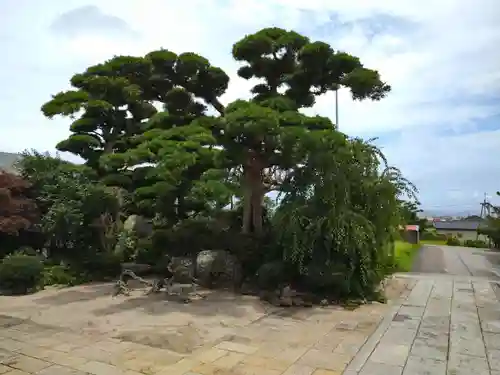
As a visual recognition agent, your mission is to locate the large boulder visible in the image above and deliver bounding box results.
[169,257,195,284]
[123,215,153,237]
[195,250,242,288]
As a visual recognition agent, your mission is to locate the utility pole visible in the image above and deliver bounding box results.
[477,193,490,240]
[479,193,491,218]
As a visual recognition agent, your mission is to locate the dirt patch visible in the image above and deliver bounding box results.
[383,276,415,302]
[0,315,25,329]
[114,326,205,354]
[33,284,113,306]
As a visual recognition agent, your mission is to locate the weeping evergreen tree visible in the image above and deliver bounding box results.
[274,134,417,298]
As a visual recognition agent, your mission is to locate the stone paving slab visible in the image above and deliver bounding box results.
[3,274,498,374]
[0,278,415,375]
[346,274,500,375]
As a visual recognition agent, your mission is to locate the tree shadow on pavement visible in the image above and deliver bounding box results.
[33,283,114,306]
[91,289,269,318]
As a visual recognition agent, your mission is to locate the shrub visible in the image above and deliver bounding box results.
[446,236,461,246]
[77,253,122,281]
[0,171,39,236]
[151,228,171,256]
[16,246,38,256]
[17,152,121,264]
[420,230,446,241]
[464,239,488,248]
[0,254,44,294]
[303,262,345,294]
[113,229,139,262]
[42,265,77,286]
[256,261,286,290]
[161,218,226,257]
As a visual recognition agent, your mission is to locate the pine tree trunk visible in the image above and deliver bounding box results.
[242,179,253,234]
[242,153,264,235]
[251,188,263,234]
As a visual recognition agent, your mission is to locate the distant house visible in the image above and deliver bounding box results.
[433,220,487,241]
[404,224,420,244]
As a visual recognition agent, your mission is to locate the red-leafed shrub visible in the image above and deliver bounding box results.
[0,171,38,235]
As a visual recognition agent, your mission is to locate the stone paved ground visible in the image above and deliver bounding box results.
[0,278,413,375]
[0,274,498,375]
[346,274,500,375]
[412,245,500,279]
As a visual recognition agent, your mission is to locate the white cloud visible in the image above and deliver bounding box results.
[0,0,498,212]
[380,128,500,211]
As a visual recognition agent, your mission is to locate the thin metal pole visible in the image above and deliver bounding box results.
[335,88,339,128]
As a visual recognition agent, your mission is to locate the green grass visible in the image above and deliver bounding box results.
[393,240,421,272]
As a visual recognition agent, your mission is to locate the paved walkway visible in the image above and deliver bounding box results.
[346,274,500,375]
[412,245,500,279]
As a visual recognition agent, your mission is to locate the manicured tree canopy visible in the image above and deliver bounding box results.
[224,27,391,234]
[41,56,157,174]
[43,27,395,237]
[102,51,232,219]
[41,50,231,218]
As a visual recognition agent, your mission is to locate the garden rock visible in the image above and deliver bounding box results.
[123,215,153,237]
[169,257,195,284]
[195,250,242,288]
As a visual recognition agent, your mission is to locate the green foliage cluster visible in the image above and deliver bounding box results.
[399,200,429,233]
[42,264,79,286]
[0,152,123,289]
[420,228,447,242]
[17,152,122,265]
[444,236,488,248]
[0,254,44,295]
[1,27,417,300]
[445,236,462,246]
[463,239,489,248]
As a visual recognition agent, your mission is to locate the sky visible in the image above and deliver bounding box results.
[1,0,499,215]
